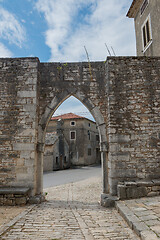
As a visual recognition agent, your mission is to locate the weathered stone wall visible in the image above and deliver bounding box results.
[0,56,160,204]
[0,58,39,195]
[37,61,108,195]
[38,62,107,124]
[107,57,160,195]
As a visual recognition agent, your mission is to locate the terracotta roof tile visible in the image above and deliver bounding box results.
[51,113,85,121]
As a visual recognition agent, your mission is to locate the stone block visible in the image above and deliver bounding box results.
[15,197,27,205]
[152,179,160,185]
[28,194,45,204]
[151,186,160,191]
[140,230,159,240]
[147,191,160,197]
[13,143,35,151]
[90,107,105,126]
[136,180,153,187]
[101,193,118,208]
[109,134,130,143]
[117,185,127,200]
[3,198,14,206]
[17,90,36,98]
[126,186,148,199]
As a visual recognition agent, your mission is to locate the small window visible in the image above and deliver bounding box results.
[70,131,76,140]
[140,0,149,15]
[88,130,91,140]
[96,135,99,141]
[142,15,152,51]
[88,148,91,156]
[56,157,58,164]
[88,123,91,127]
[70,121,75,126]
[64,156,67,163]
[70,152,73,159]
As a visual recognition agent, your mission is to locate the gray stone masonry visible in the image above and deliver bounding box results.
[118,179,160,200]
[0,187,30,206]
[0,56,160,205]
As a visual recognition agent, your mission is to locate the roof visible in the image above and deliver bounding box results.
[51,112,95,123]
[127,0,144,18]
[51,113,85,121]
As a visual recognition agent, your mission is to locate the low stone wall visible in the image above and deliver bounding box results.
[0,188,30,206]
[117,179,160,200]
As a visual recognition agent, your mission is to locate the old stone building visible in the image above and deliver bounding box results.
[127,0,160,56]
[43,113,100,171]
[44,131,70,172]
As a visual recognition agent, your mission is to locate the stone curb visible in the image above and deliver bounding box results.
[115,202,159,240]
[0,205,36,237]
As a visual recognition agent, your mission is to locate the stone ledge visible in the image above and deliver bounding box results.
[0,187,30,195]
[117,179,160,200]
[0,187,30,206]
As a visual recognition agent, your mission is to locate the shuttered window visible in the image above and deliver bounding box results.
[142,15,152,51]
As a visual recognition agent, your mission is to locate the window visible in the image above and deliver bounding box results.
[96,135,99,141]
[88,123,91,127]
[140,0,149,15]
[88,130,91,140]
[64,156,67,163]
[88,148,91,156]
[142,15,152,51]
[70,131,76,140]
[70,121,75,126]
[56,157,58,165]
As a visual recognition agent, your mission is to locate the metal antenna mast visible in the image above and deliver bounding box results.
[111,46,116,56]
[105,43,112,56]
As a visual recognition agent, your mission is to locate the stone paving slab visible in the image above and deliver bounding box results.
[116,196,160,240]
[0,177,139,240]
[0,206,34,237]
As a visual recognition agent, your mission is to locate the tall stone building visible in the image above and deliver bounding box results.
[44,113,101,171]
[127,0,160,56]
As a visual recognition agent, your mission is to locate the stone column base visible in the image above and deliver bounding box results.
[101,193,119,208]
[28,194,46,204]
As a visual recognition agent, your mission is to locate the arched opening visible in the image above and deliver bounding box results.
[43,96,101,176]
[36,92,108,199]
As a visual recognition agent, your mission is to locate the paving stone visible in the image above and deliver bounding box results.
[141,230,159,240]
[139,214,158,221]
[150,225,160,237]
[0,177,139,240]
[116,196,160,240]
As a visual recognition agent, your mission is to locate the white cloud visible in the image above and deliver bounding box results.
[36,0,135,62]
[0,7,26,47]
[0,42,12,57]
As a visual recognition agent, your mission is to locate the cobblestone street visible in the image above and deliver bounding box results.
[1,177,139,240]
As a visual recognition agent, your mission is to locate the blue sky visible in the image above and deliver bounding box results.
[0,0,135,121]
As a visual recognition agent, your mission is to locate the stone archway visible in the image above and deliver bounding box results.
[36,90,108,199]
[1,57,158,205]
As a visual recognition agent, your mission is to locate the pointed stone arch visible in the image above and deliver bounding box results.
[36,89,108,197]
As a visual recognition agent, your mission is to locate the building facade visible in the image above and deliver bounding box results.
[44,113,101,171]
[43,132,70,171]
[127,0,160,56]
